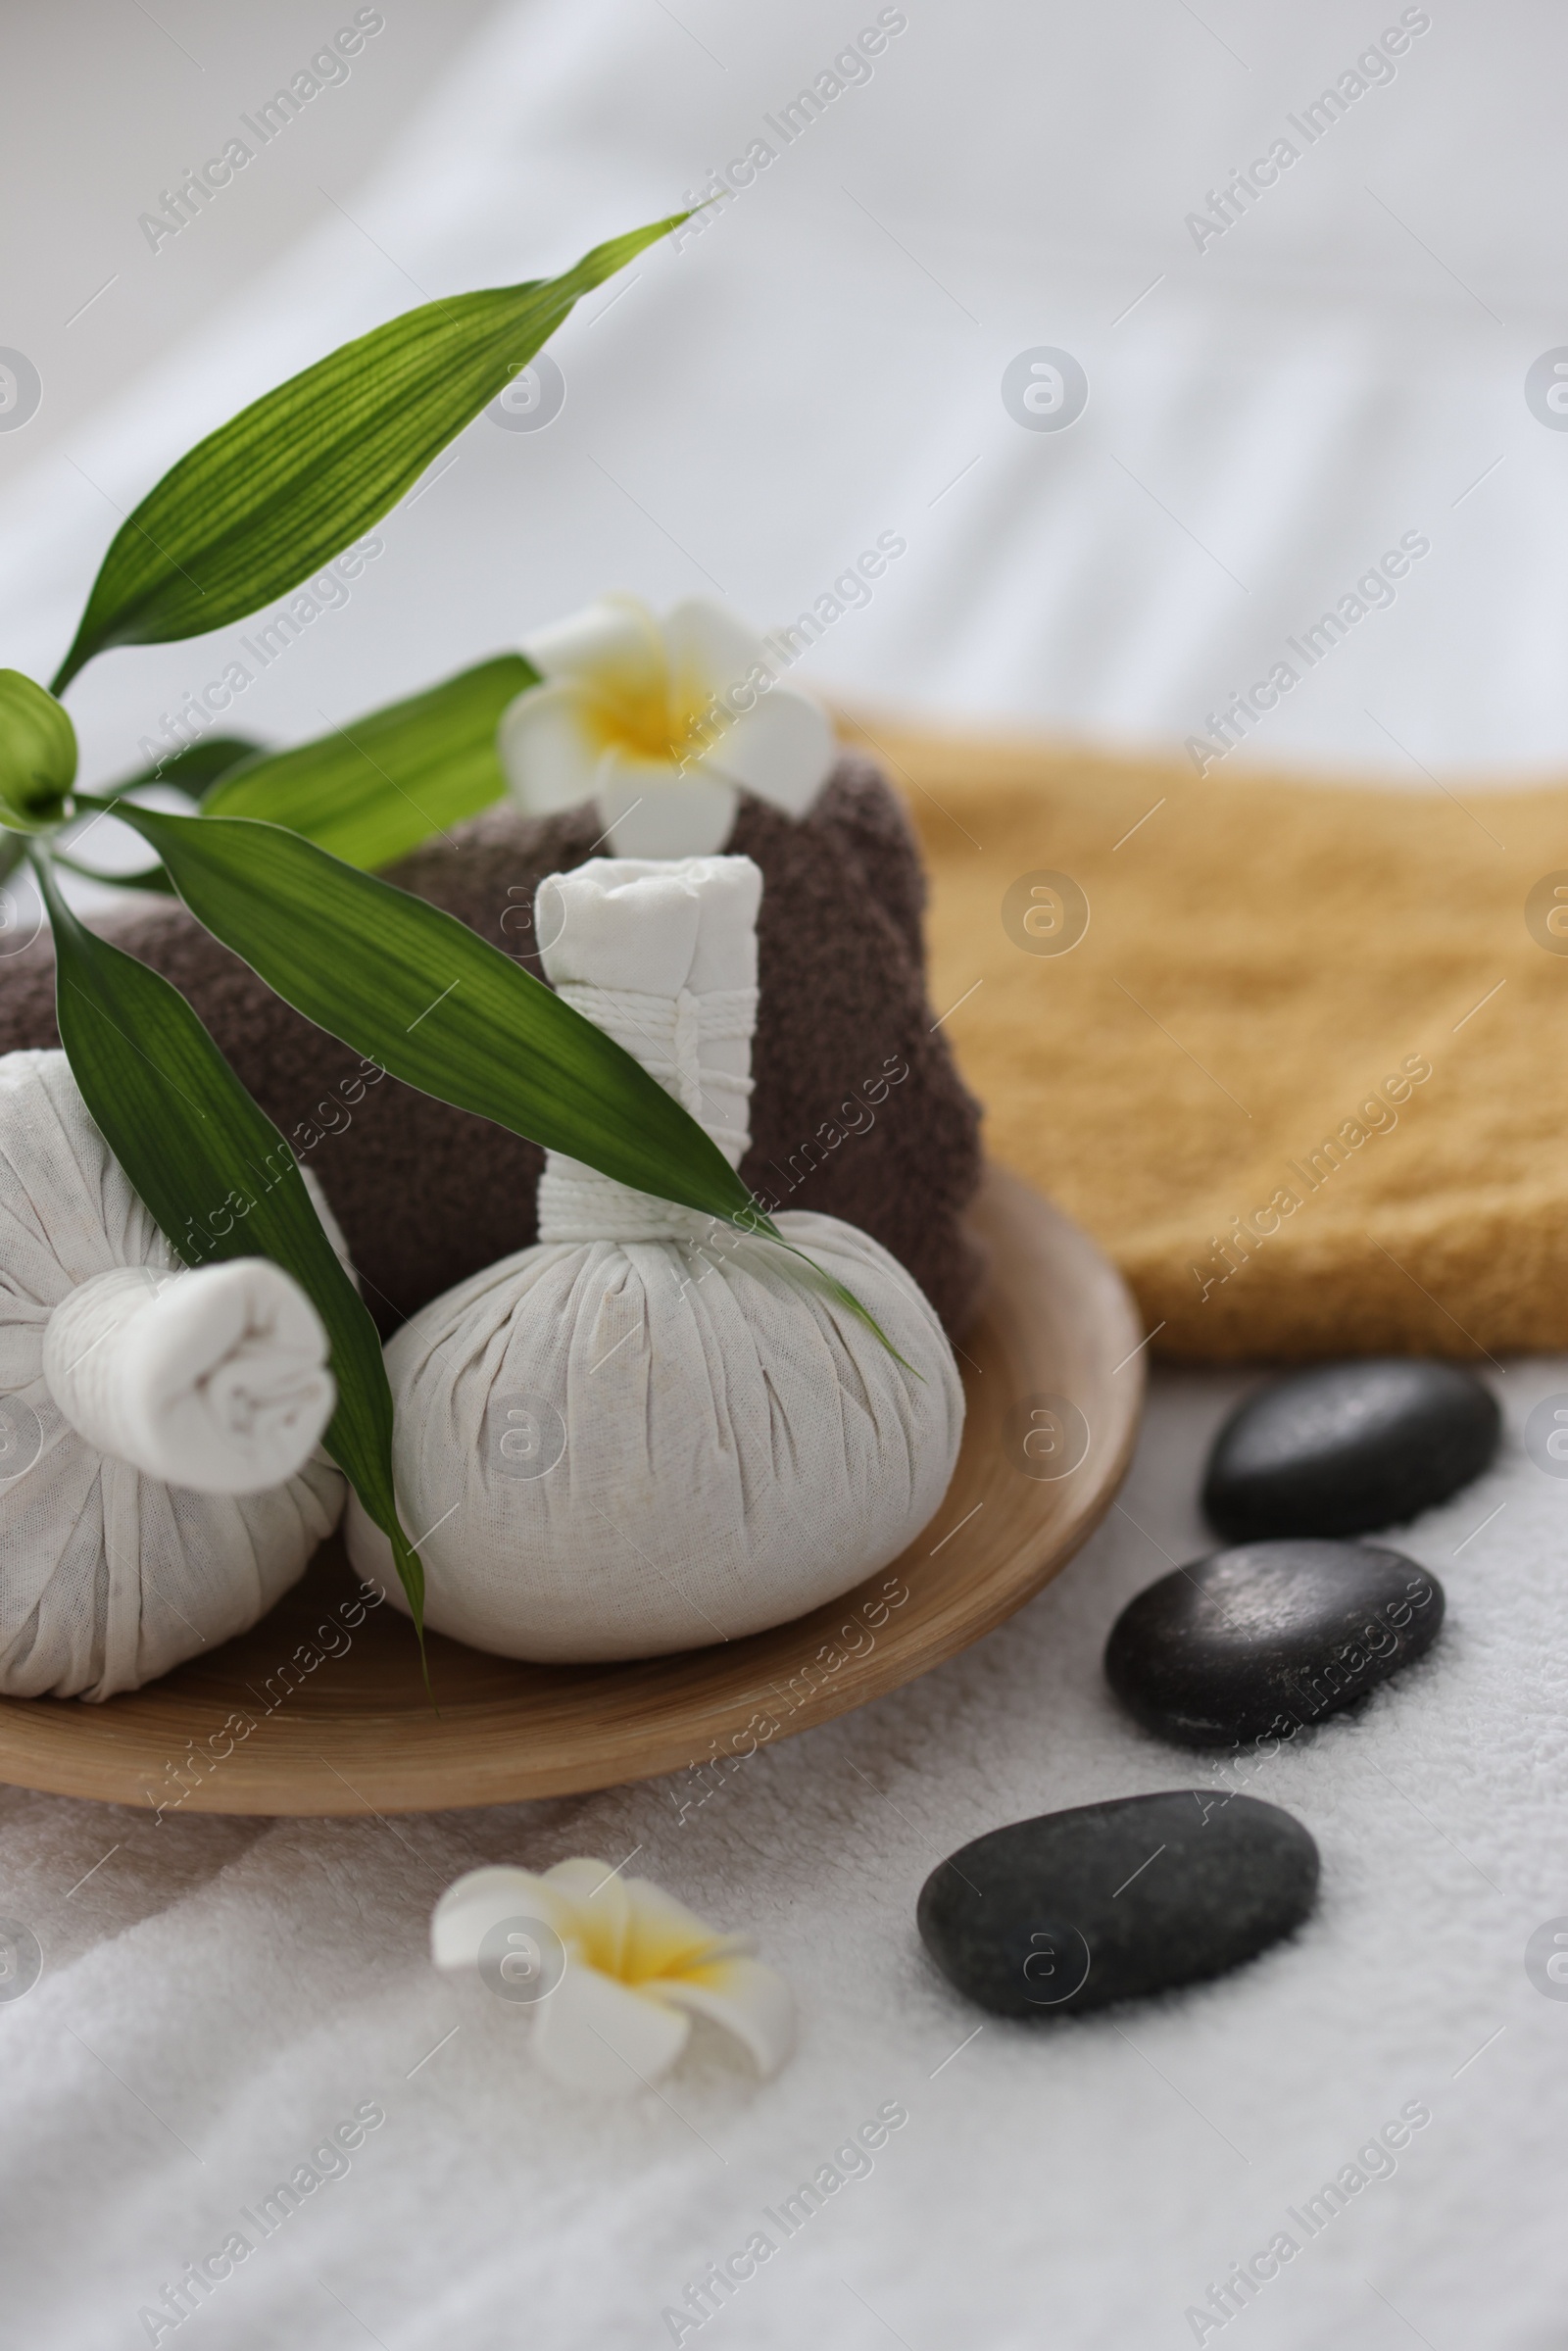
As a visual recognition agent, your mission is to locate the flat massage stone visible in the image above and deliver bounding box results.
[1202,1361,1499,1542]
[1103,1540,1445,1746]
[916,1791,1319,2019]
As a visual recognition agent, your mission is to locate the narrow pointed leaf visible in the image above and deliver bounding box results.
[30,857,424,1635]
[92,802,770,1231]
[201,655,535,870]
[109,734,265,797]
[51,216,686,692]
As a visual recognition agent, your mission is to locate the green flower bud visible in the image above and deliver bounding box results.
[0,669,76,832]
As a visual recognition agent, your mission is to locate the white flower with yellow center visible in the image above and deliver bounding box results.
[431,1857,795,2096]
[497,594,835,858]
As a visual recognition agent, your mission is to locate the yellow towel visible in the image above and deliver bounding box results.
[845,714,1568,1363]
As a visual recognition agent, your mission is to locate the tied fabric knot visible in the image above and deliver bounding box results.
[538,925,758,1244]
[550,981,757,1147]
[42,1256,335,1495]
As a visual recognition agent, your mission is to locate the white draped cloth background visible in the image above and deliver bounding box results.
[0,4,1564,2346]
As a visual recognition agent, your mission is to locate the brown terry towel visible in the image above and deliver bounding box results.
[847,714,1568,1363]
[0,757,984,1340]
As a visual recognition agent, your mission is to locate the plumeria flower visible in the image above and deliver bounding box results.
[431,1857,795,2096]
[497,594,836,857]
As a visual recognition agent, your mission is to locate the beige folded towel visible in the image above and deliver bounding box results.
[848,714,1568,1363]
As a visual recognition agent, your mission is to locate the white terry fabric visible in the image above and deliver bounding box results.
[346,857,963,1661]
[0,1051,345,1699]
[41,1257,335,1496]
[6,1367,1565,2351]
[4,2,1564,811]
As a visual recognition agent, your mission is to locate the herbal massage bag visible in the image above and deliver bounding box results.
[0,1050,343,1698]
[347,856,964,1662]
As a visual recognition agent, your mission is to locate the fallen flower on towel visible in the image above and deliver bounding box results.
[498,593,835,856]
[431,1858,795,2095]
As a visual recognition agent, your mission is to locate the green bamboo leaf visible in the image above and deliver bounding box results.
[29,855,425,1639]
[91,803,908,1358]
[109,733,265,796]
[0,670,76,831]
[201,655,535,870]
[91,802,769,1231]
[51,216,686,693]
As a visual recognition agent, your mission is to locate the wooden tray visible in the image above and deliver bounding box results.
[0,1168,1144,1815]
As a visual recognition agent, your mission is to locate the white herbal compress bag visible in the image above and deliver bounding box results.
[347,855,964,1663]
[0,1050,345,1699]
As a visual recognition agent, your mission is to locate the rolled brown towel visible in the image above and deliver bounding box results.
[0,756,985,1337]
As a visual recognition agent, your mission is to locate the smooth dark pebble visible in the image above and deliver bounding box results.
[917,1791,1318,2019]
[1202,1359,1500,1543]
[1104,1539,1445,1747]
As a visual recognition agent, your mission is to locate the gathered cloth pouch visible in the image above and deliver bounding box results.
[0,1051,343,1698]
[346,856,964,1664]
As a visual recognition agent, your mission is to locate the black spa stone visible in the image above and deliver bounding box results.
[916,1791,1318,2019]
[1202,1360,1500,1543]
[1103,1540,1445,1746]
